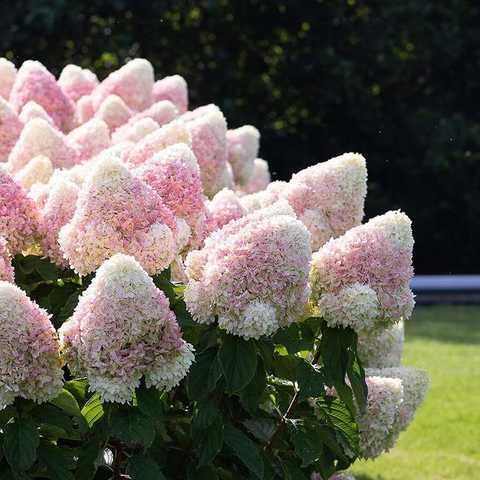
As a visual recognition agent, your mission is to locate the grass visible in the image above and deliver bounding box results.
[350,305,480,480]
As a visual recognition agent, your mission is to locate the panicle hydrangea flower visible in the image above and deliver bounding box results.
[14,155,53,191]
[129,99,178,126]
[18,100,54,125]
[0,236,14,283]
[226,125,260,185]
[91,58,154,112]
[366,366,429,434]
[358,375,404,459]
[153,74,188,113]
[283,153,367,250]
[67,118,110,161]
[310,211,415,331]
[10,60,74,131]
[184,205,311,339]
[39,178,79,266]
[236,158,271,195]
[0,97,23,162]
[181,104,230,196]
[59,253,194,403]
[112,117,159,144]
[126,119,191,165]
[132,143,206,228]
[76,94,94,124]
[58,64,98,102]
[0,169,39,253]
[7,118,81,172]
[59,155,179,275]
[0,281,63,408]
[357,321,404,368]
[206,188,247,233]
[240,180,288,212]
[94,94,132,131]
[0,58,16,99]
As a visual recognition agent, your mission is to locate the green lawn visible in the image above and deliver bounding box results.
[350,305,480,480]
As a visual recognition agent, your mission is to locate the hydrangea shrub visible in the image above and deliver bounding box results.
[0,57,428,480]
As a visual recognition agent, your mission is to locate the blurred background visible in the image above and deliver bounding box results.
[1,0,478,275]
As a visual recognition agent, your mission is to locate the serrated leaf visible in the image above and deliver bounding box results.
[3,417,40,471]
[110,408,156,447]
[127,455,166,480]
[242,418,276,443]
[50,388,82,416]
[81,394,104,428]
[224,424,264,479]
[64,378,88,403]
[219,336,257,393]
[272,353,300,381]
[297,360,325,401]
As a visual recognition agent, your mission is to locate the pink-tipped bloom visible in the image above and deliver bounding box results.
[206,188,247,233]
[8,118,81,172]
[67,118,110,161]
[153,75,188,113]
[91,58,154,112]
[132,143,206,228]
[0,281,63,408]
[58,64,98,102]
[10,60,75,131]
[0,58,16,100]
[0,236,14,282]
[76,94,94,124]
[59,155,179,275]
[240,180,288,212]
[14,155,53,191]
[366,367,429,435]
[226,125,260,185]
[184,206,311,339]
[283,153,367,250]
[237,158,271,195]
[181,104,230,196]
[0,169,39,253]
[112,117,159,144]
[18,100,54,125]
[0,97,23,162]
[310,211,415,331]
[358,375,404,459]
[130,99,178,126]
[39,178,79,267]
[59,253,194,403]
[358,321,404,369]
[126,119,191,165]
[94,94,132,131]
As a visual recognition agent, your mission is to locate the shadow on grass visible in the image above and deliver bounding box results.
[353,475,386,480]
[406,305,480,345]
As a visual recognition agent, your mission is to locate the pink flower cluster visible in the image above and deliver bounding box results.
[0,236,14,282]
[0,281,63,408]
[184,201,311,338]
[310,211,415,331]
[59,254,193,402]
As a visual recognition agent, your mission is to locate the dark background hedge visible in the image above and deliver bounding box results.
[1,0,479,274]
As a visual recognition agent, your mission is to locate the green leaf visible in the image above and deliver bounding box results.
[239,360,267,413]
[289,425,325,467]
[280,458,308,480]
[50,388,82,416]
[219,335,257,393]
[224,424,264,479]
[36,258,59,281]
[110,408,156,447]
[297,360,325,401]
[196,415,224,466]
[74,442,103,480]
[192,402,222,432]
[273,323,314,354]
[81,394,104,428]
[3,417,40,471]
[64,378,88,403]
[186,348,221,400]
[242,418,276,443]
[187,465,219,480]
[127,455,166,480]
[272,353,300,381]
[38,442,75,480]
[136,385,164,419]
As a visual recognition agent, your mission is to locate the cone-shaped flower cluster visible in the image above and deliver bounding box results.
[0,281,63,408]
[310,211,415,331]
[14,155,54,191]
[226,125,260,185]
[112,117,159,144]
[58,64,98,102]
[59,155,179,275]
[184,202,311,339]
[206,188,247,233]
[67,118,110,161]
[59,254,194,403]
[0,236,14,282]
[0,97,22,162]
[237,158,271,195]
[18,100,54,125]
[94,94,132,130]
[153,75,188,113]
[10,60,75,131]
[0,58,16,99]
[0,168,39,253]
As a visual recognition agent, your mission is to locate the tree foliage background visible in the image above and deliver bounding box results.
[0,0,478,274]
